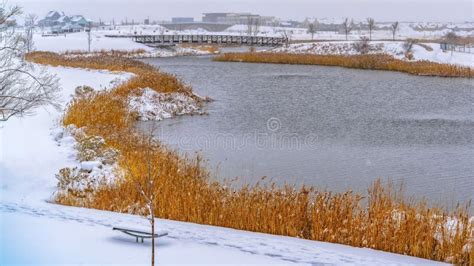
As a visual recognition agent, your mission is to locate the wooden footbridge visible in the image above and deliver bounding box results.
[105,34,288,46]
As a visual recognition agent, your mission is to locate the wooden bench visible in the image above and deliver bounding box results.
[113,227,168,243]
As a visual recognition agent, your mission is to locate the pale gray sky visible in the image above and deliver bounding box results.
[9,0,474,22]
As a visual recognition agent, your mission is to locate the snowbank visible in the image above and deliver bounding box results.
[128,88,205,121]
[33,32,212,57]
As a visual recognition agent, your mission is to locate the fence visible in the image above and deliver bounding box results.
[440,43,474,54]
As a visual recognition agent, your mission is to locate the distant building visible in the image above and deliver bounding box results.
[202,13,275,26]
[70,15,89,27]
[38,11,91,33]
[202,13,230,23]
[280,20,301,28]
[172,17,194,23]
[144,18,150,25]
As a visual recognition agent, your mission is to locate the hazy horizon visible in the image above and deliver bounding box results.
[8,0,474,23]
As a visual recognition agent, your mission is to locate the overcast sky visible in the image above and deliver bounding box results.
[9,0,474,22]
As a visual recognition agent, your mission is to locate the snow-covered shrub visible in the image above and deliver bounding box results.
[55,164,117,204]
[77,136,105,161]
[128,88,205,121]
[352,37,371,55]
[74,85,95,98]
[76,135,120,165]
[101,148,120,165]
[56,167,95,199]
[403,39,417,60]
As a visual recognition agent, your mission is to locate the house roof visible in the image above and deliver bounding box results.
[46,11,65,19]
[57,16,70,23]
[71,15,86,22]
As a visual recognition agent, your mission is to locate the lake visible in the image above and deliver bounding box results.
[142,56,474,208]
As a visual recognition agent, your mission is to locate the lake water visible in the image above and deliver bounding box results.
[142,56,474,208]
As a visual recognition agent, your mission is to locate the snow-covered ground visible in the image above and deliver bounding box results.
[0,64,448,264]
[34,32,211,57]
[273,41,474,67]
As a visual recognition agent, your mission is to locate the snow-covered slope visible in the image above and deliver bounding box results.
[273,41,474,67]
[33,32,210,57]
[0,66,447,265]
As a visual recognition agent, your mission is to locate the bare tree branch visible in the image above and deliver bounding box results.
[342,18,354,41]
[367,18,375,41]
[391,21,399,41]
[0,3,60,122]
[307,19,318,40]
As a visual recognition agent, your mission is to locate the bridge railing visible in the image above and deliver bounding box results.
[105,34,288,46]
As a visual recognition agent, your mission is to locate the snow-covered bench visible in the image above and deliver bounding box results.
[113,227,168,243]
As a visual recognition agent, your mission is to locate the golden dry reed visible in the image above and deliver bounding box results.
[28,51,473,264]
[63,49,149,57]
[214,53,473,78]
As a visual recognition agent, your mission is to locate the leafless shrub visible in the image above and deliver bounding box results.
[403,38,417,60]
[23,13,37,53]
[352,36,371,54]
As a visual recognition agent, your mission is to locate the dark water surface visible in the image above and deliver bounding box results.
[142,56,474,208]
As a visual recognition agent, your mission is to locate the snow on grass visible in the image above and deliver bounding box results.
[128,88,205,121]
[0,65,448,265]
[273,41,474,67]
[33,32,212,57]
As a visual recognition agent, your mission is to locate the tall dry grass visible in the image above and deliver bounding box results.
[214,53,473,78]
[29,52,473,264]
[63,49,149,58]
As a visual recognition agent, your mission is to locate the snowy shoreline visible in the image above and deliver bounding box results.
[270,41,474,68]
[0,62,452,265]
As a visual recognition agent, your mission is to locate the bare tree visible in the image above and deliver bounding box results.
[252,18,261,37]
[403,38,417,59]
[0,4,59,122]
[124,126,162,266]
[280,29,293,48]
[271,20,280,34]
[24,13,37,53]
[307,19,318,40]
[444,31,459,44]
[444,31,460,55]
[366,18,375,41]
[341,18,354,41]
[159,25,166,35]
[391,21,399,41]
[246,16,255,36]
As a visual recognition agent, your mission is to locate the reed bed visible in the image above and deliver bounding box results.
[214,52,473,78]
[63,49,149,57]
[28,51,473,264]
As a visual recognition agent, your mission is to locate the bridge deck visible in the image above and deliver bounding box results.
[105,34,288,46]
